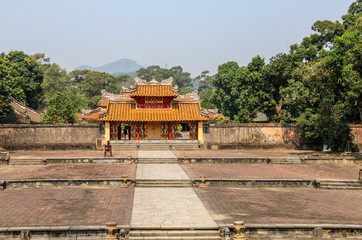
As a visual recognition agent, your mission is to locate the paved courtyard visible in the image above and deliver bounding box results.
[195,187,362,225]
[0,149,361,230]
[0,187,134,227]
[0,163,136,180]
[182,163,361,180]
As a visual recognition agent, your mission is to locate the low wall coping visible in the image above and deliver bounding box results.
[0,123,102,128]
[220,223,362,229]
[1,225,131,232]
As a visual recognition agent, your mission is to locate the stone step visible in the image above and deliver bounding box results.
[138,158,178,164]
[129,230,220,240]
[136,184,192,188]
[318,180,362,190]
[320,186,362,190]
[136,179,192,187]
[270,158,302,164]
[139,145,171,151]
[112,144,138,151]
[9,159,43,165]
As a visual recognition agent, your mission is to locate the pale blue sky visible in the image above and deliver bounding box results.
[0,0,354,76]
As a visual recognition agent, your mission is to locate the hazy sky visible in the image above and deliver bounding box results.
[0,0,354,76]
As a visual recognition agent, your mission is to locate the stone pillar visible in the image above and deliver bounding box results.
[198,122,204,144]
[105,122,110,142]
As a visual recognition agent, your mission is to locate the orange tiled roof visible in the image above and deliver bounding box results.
[99,102,208,122]
[85,111,100,120]
[130,85,178,97]
[100,98,109,107]
[76,114,84,120]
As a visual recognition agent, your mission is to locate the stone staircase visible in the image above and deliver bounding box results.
[139,143,171,151]
[317,180,362,190]
[111,141,138,151]
[270,158,302,164]
[111,140,200,151]
[129,230,221,240]
[135,179,192,188]
[171,142,200,150]
[9,158,43,165]
[137,158,178,164]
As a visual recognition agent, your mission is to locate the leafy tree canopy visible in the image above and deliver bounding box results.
[136,65,192,90]
[68,70,118,109]
[0,51,44,110]
[42,92,77,124]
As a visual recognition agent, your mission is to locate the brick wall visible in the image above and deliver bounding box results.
[0,124,104,150]
[204,123,362,150]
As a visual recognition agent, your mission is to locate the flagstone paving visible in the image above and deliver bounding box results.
[136,164,189,180]
[0,187,134,227]
[182,163,360,180]
[131,150,217,228]
[0,163,136,180]
[131,188,218,228]
[137,150,178,159]
[195,187,362,225]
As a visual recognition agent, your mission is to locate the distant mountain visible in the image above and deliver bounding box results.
[75,58,143,74]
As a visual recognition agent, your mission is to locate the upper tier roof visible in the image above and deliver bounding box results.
[99,101,208,122]
[126,77,179,97]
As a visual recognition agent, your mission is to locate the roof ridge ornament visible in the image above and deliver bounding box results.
[101,89,118,100]
[134,77,147,84]
[162,77,173,84]
[150,76,158,83]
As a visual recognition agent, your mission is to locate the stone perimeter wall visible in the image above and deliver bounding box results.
[0,123,361,150]
[0,124,104,150]
[204,123,362,150]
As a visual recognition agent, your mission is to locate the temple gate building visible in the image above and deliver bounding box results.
[99,77,209,144]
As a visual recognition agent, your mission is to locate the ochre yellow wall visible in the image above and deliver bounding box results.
[104,122,110,142]
[198,122,204,144]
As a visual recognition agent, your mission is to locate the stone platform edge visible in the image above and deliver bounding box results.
[1,179,361,190]
[0,178,135,190]
[4,156,361,165]
[178,156,362,164]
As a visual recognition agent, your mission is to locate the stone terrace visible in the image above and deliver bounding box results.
[173,149,315,158]
[195,187,362,225]
[0,187,134,227]
[0,163,136,180]
[10,150,137,159]
[182,163,361,180]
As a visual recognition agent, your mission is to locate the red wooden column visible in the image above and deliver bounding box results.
[136,122,140,140]
[168,122,172,140]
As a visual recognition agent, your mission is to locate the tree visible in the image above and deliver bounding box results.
[195,70,216,109]
[41,63,68,104]
[63,88,90,113]
[3,51,44,109]
[212,61,240,120]
[68,70,118,109]
[136,65,193,90]
[342,0,362,28]
[42,92,77,124]
[264,53,295,122]
[212,56,269,122]
[0,55,25,117]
